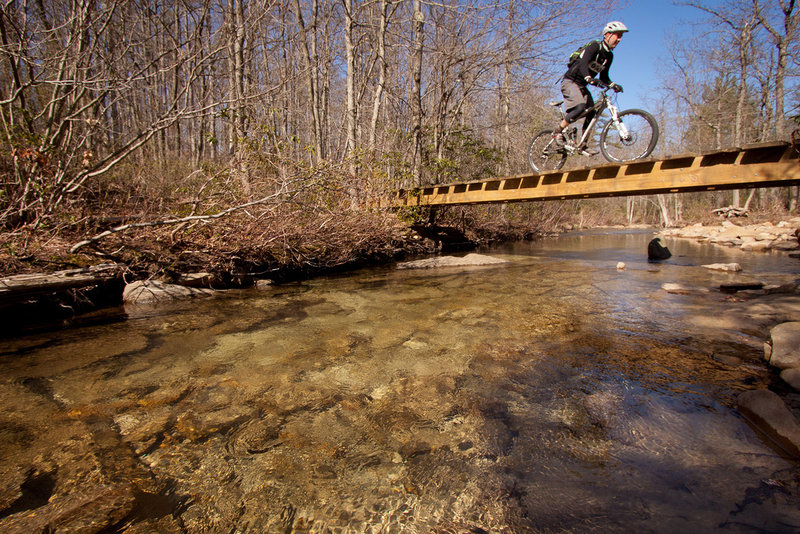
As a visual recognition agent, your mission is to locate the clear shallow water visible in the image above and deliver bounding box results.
[1,230,799,533]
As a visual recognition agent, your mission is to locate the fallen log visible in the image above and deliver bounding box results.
[0,264,124,301]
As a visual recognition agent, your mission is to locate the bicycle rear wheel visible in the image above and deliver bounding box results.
[528,129,567,173]
[599,109,659,163]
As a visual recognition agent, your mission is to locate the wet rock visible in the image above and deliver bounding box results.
[711,353,744,366]
[720,281,765,293]
[396,253,509,270]
[765,322,800,369]
[114,409,172,454]
[123,280,216,304]
[661,283,709,294]
[232,416,284,454]
[584,390,624,430]
[123,515,184,534]
[400,440,433,460]
[765,279,800,294]
[780,368,800,391]
[137,381,193,408]
[647,238,671,261]
[174,405,254,442]
[0,468,27,512]
[0,483,135,534]
[702,263,742,272]
[737,389,800,458]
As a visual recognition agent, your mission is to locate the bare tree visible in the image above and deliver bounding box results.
[410,0,424,186]
[292,0,325,163]
[0,0,227,226]
[753,0,799,139]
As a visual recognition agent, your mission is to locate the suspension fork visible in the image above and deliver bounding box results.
[608,104,630,140]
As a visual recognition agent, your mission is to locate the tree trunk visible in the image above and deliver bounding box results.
[344,0,357,161]
[656,194,672,227]
[754,0,798,139]
[293,0,324,164]
[411,0,424,186]
[369,0,390,150]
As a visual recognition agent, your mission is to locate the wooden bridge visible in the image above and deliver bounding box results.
[382,142,800,207]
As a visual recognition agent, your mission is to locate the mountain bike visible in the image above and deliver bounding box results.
[527,81,659,173]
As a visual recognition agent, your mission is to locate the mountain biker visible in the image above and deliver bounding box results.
[553,21,627,153]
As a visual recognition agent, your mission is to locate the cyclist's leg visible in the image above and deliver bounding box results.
[561,79,588,126]
[579,91,596,146]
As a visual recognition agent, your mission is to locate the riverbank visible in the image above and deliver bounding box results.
[4,215,800,337]
[659,218,800,253]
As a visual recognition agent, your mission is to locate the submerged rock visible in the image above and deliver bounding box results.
[702,263,742,272]
[737,389,800,458]
[396,253,509,270]
[0,483,136,534]
[661,283,710,294]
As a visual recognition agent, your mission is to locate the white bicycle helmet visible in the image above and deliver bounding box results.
[603,21,629,34]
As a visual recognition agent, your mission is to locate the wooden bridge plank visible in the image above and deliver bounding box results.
[385,142,800,207]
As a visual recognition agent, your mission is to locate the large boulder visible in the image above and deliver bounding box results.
[765,321,800,369]
[737,389,800,458]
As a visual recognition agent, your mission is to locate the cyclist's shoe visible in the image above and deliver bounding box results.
[552,132,566,147]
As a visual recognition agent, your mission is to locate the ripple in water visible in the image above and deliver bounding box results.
[0,230,798,532]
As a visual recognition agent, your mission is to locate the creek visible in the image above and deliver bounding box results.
[0,229,799,533]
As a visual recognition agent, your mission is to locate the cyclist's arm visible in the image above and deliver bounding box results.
[599,52,613,85]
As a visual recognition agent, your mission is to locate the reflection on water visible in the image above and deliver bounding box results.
[1,230,799,532]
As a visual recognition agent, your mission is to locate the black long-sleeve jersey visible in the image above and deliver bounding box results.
[564,40,613,86]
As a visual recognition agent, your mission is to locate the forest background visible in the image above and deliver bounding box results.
[0,0,798,282]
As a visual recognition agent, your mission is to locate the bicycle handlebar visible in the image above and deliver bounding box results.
[587,79,623,93]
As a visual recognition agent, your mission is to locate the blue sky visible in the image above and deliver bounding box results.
[601,1,707,110]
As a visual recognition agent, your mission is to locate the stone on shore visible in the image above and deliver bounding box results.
[396,253,509,270]
[661,218,800,253]
[765,321,800,369]
[122,280,216,304]
[737,389,800,458]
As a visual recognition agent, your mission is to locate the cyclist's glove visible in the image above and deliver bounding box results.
[584,76,600,86]
[609,83,623,93]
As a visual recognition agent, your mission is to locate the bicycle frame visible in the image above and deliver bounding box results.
[529,84,658,173]
[556,88,628,150]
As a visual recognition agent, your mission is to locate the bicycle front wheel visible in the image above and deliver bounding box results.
[528,129,567,173]
[599,109,659,163]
